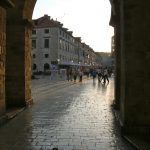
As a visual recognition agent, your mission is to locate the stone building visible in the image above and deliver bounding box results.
[95,52,103,67]
[32,15,86,72]
[74,37,84,66]
[81,43,96,67]
[96,52,114,68]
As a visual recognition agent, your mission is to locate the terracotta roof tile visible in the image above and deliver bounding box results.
[33,15,62,28]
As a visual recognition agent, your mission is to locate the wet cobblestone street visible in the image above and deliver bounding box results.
[0,77,135,150]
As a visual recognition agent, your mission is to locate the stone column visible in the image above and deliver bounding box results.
[120,0,150,134]
[0,0,13,115]
[114,25,121,110]
[0,6,6,115]
[109,0,121,110]
[25,21,33,106]
[6,16,33,108]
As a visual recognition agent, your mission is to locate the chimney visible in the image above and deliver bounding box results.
[44,14,50,20]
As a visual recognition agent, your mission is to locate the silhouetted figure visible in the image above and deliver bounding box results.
[73,69,78,82]
[97,67,103,82]
[92,69,97,80]
[103,67,109,84]
[79,70,83,82]
[66,67,70,81]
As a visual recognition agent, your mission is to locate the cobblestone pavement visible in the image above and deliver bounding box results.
[0,77,135,150]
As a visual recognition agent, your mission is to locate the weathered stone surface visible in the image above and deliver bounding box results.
[0,6,6,115]
[112,0,150,134]
[5,0,36,108]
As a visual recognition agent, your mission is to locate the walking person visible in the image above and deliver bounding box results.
[97,67,103,82]
[66,67,70,81]
[69,67,73,81]
[103,67,109,84]
[73,69,78,83]
[79,69,83,82]
[92,69,97,80]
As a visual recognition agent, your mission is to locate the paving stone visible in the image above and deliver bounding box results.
[0,78,135,150]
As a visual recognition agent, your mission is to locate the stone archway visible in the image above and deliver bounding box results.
[5,0,37,108]
[110,0,150,135]
[0,0,150,137]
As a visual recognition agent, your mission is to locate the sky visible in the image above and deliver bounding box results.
[32,0,114,52]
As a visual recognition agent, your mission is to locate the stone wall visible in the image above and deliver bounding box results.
[5,0,36,108]
[32,27,52,72]
[0,6,6,115]
[120,0,150,134]
[25,27,33,106]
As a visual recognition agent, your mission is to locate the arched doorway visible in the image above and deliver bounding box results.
[5,0,37,108]
[0,0,150,136]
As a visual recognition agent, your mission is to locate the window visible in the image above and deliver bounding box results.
[59,38,62,49]
[32,39,36,48]
[45,54,49,58]
[62,40,64,50]
[33,64,37,70]
[33,54,36,58]
[83,51,85,56]
[59,55,62,60]
[44,29,49,34]
[32,30,36,35]
[44,39,49,48]
[44,63,50,71]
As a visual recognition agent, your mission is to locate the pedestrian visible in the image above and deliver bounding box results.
[92,69,96,80]
[73,69,78,82]
[103,67,109,84]
[97,67,103,82]
[79,69,83,82]
[86,68,90,78]
[66,67,70,81]
[69,67,73,81]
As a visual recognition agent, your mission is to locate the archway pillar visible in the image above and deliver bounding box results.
[0,0,13,115]
[6,17,33,108]
[120,0,150,134]
[109,0,121,110]
[114,25,121,110]
[0,5,6,115]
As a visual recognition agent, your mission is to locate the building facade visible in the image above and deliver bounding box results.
[32,15,91,72]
